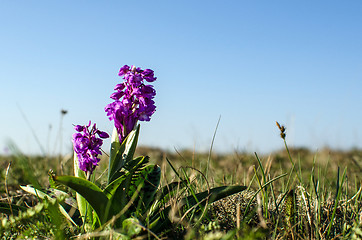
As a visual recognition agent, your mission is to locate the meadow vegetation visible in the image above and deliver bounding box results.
[1,140,361,239]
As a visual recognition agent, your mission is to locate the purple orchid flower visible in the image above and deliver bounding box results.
[105,65,157,143]
[72,121,109,175]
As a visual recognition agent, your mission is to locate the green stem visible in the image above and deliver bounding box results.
[283,139,302,184]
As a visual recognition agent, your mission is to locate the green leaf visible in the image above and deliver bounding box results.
[108,125,140,183]
[19,185,78,226]
[103,172,129,199]
[124,159,152,199]
[108,127,123,183]
[109,159,146,221]
[157,181,186,202]
[51,175,111,225]
[137,165,161,211]
[124,164,161,217]
[186,185,247,206]
[103,156,149,201]
[72,153,90,225]
[122,124,140,165]
[150,181,187,216]
[104,156,153,224]
[123,156,149,172]
[150,185,247,233]
[73,151,86,180]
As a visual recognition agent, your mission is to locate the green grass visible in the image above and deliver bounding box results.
[1,144,361,239]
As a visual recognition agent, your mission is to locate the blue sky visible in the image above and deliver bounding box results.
[1,1,362,155]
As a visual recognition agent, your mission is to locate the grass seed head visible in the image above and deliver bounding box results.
[276,121,286,140]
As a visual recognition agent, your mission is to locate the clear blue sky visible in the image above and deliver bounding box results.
[1,1,362,155]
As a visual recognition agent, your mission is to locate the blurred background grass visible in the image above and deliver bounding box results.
[2,145,361,199]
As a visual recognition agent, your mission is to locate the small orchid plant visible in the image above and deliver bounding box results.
[20,65,246,237]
